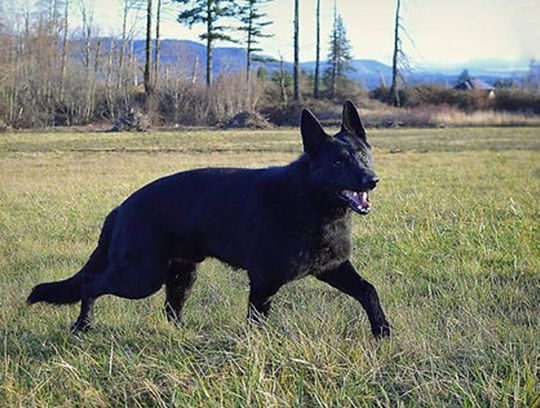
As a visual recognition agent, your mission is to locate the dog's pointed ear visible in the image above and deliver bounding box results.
[341,100,366,140]
[301,108,330,155]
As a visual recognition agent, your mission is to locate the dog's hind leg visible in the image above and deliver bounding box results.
[317,260,390,338]
[69,250,169,332]
[71,297,96,333]
[164,259,198,323]
[69,246,108,333]
[69,209,118,333]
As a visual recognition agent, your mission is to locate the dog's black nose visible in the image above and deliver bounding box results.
[367,176,380,190]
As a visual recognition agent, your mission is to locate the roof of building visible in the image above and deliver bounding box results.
[454,79,495,91]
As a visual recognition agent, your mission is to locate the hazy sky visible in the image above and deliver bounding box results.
[88,0,539,67]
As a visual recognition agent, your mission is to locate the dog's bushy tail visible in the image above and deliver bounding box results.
[27,208,118,306]
[27,273,83,305]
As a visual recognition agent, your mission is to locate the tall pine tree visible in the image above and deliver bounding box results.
[238,0,273,90]
[175,0,237,87]
[325,11,353,99]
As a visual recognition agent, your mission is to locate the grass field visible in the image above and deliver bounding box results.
[1,127,539,407]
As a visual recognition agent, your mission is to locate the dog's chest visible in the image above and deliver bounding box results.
[293,215,353,277]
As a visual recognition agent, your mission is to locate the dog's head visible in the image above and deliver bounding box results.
[301,100,378,215]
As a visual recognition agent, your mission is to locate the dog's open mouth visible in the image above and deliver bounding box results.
[339,190,372,215]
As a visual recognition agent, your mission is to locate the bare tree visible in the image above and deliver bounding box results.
[277,51,289,103]
[293,0,299,100]
[78,0,94,71]
[144,0,153,96]
[60,0,69,96]
[153,0,162,88]
[389,0,402,106]
[313,0,320,99]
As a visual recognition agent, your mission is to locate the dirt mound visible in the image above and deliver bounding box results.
[109,110,147,132]
[221,111,274,129]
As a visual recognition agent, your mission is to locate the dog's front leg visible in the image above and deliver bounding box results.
[317,261,390,338]
[246,282,281,324]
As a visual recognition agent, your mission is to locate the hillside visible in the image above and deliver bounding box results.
[83,39,527,89]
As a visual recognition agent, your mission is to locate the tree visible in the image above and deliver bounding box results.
[525,59,540,93]
[60,0,69,97]
[293,0,299,100]
[256,66,269,81]
[313,0,321,98]
[175,0,237,87]
[153,0,162,88]
[144,0,153,95]
[238,0,273,93]
[457,68,471,84]
[388,0,402,106]
[271,52,292,103]
[117,0,139,81]
[325,9,353,99]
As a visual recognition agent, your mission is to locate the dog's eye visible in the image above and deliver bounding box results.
[334,151,350,166]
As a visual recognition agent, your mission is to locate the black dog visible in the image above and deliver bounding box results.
[28,101,390,338]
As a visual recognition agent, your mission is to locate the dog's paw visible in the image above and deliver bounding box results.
[372,322,391,339]
[70,318,92,334]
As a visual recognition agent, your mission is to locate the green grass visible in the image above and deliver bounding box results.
[1,127,539,407]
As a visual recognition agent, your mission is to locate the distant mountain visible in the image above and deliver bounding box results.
[301,59,393,89]
[421,58,530,76]
[119,39,528,89]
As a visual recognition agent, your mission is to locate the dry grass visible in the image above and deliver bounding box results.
[359,104,540,128]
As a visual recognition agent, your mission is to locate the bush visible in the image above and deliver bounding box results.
[494,89,540,114]
[401,84,493,111]
[371,84,494,111]
[261,98,344,127]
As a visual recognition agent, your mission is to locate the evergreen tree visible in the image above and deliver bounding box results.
[238,0,273,87]
[325,12,353,98]
[457,68,471,84]
[175,0,237,87]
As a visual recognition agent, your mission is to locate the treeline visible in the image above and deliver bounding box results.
[0,0,364,129]
[0,0,539,130]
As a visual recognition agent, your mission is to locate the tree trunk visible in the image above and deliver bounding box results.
[279,55,287,104]
[153,0,162,89]
[246,2,254,101]
[60,0,69,98]
[144,0,153,96]
[118,0,129,90]
[389,0,401,107]
[206,0,213,87]
[293,0,300,101]
[313,0,320,99]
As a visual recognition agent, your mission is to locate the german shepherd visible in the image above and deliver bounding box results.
[28,101,390,338]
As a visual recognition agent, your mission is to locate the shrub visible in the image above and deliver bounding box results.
[494,89,540,114]
[371,84,494,111]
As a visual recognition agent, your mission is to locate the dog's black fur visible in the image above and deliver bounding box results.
[27,101,390,337]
